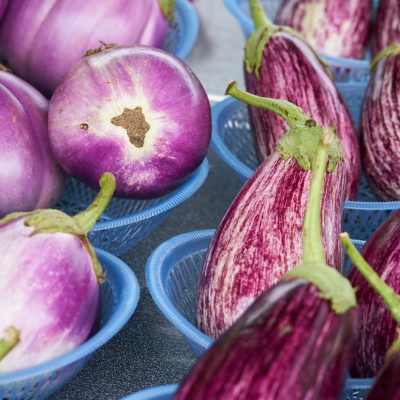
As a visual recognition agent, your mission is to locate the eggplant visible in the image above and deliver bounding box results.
[361,44,400,200]
[341,234,400,399]
[345,209,400,377]
[196,82,346,339]
[372,0,400,56]
[176,129,358,400]
[244,0,360,199]
[275,0,371,59]
[0,173,115,372]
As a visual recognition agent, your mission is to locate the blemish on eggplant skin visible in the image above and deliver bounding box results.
[80,123,89,130]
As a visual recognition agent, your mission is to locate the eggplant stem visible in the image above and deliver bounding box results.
[300,128,334,265]
[340,232,400,324]
[226,81,309,128]
[249,0,272,29]
[0,326,20,361]
[370,43,400,72]
[73,173,116,234]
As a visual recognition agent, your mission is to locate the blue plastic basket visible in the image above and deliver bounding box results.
[211,98,400,240]
[56,159,209,256]
[123,384,178,400]
[223,0,378,85]
[0,248,140,400]
[146,230,374,400]
[164,0,199,59]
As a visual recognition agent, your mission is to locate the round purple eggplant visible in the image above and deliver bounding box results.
[245,0,360,199]
[0,173,115,372]
[48,45,211,199]
[0,70,64,217]
[361,44,400,200]
[275,0,371,59]
[0,0,174,95]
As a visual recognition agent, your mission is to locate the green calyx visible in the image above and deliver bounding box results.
[0,327,20,361]
[83,41,117,58]
[387,335,400,360]
[370,43,400,72]
[245,0,333,79]
[158,0,175,24]
[0,173,116,283]
[226,81,343,172]
[284,264,357,314]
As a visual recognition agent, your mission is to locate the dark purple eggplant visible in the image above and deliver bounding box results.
[372,0,400,56]
[345,209,400,377]
[361,44,400,200]
[196,83,346,339]
[244,0,360,199]
[275,0,371,59]
[341,234,400,399]
[176,129,357,400]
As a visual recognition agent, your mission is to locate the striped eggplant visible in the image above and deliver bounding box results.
[196,82,347,339]
[341,234,400,399]
[362,44,400,200]
[345,209,400,377]
[176,130,358,400]
[275,0,371,59]
[245,0,360,199]
[372,0,400,56]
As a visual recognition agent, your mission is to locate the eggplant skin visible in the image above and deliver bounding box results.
[361,54,400,200]
[349,210,400,377]
[366,351,400,400]
[196,153,346,339]
[245,32,360,200]
[275,0,371,59]
[372,0,400,56]
[176,280,358,400]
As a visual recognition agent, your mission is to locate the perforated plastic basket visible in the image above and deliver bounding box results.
[164,0,199,59]
[211,98,400,240]
[223,0,378,85]
[0,248,140,400]
[123,384,178,400]
[146,230,374,400]
[56,159,209,256]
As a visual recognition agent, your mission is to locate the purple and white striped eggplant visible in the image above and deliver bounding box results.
[345,209,400,377]
[0,173,115,373]
[275,0,371,59]
[341,234,400,399]
[372,0,400,56]
[0,0,174,95]
[245,0,360,199]
[196,82,346,339]
[177,131,358,400]
[0,70,64,217]
[48,45,211,199]
[362,44,400,200]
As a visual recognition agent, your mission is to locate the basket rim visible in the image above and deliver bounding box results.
[123,384,178,400]
[223,0,370,68]
[173,0,200,59]
[0,248,139,385]
[211,97,400,210]
[90,158,209,232]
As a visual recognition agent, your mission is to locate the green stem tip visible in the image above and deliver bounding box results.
[340,232,400,323]
[73,172,116,234]
[249,0,272,29]
[0,326,20,362]
[370,43,400,72]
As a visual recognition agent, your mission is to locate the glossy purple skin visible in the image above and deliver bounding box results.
[0,72,64,217]
[275,0,371,59]
[361,53,400,200]
[0,0,169,95]
[48,46,211,198]
[245,32,360,199]
[372,0,400,56]
[0,216,99,372]
[0,0,8,21]
[366,351,400,400]
[178,280,358,400]
[349,210,400,377]
[196,152,346,338]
